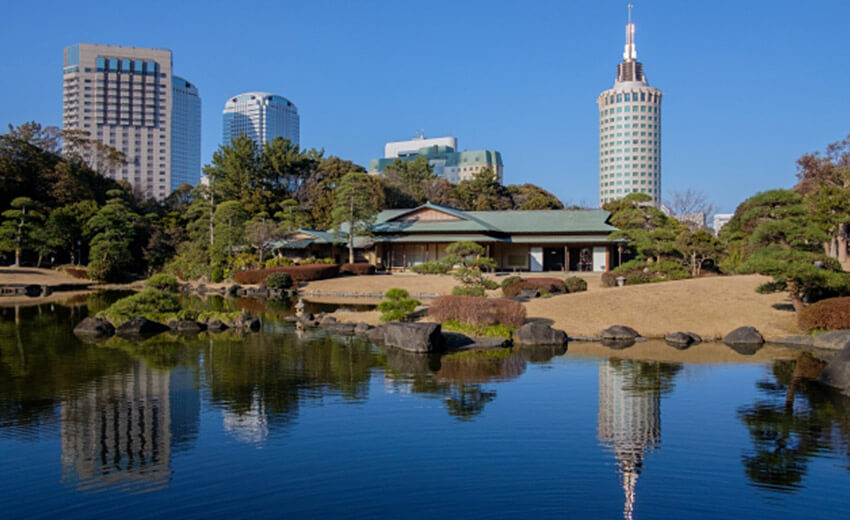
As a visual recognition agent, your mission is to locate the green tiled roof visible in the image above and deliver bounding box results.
[372,203,617,235]
[372,234,505,243]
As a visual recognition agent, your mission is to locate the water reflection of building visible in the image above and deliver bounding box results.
[60,361,199,493]
[222,390,269,444]
[598,360,661,520]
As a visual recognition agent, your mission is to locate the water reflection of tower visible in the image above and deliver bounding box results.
[598,360,661,520]
[60,361,199,493]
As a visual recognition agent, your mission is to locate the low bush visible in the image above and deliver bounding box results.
[233,264,340,284]
[601,271,618,287]
[428,295,526,327]
[441,320,515,339]
[452,286,486,297]
[564,276,588,293]
[502,277,567,297]
[298,257,336,265]
[377,288,420,322]
[611,259,690,286]
[146,273,179,292]
[411,261,452,275]
[340,263,376,276]
[265,272,293,290]
[500,275,523,291]
[265,257,296,268]
[798,297,850,331]
[98,289,182,326]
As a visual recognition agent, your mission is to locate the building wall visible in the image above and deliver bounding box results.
[222,91,299,149]
[385,136,456,158]
[63,43,198,200]
[369,147,503,184]
[171,76,201,189]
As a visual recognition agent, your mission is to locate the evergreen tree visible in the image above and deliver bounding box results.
[332,172,381,263]
[0,197,44,266]
[84,190,139,281]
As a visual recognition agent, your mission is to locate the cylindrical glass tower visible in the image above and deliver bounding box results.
[597,8,662,207]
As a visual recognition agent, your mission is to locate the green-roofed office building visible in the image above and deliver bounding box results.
[368,135,503,184]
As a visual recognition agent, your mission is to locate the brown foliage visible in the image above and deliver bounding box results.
[234,264,340,284]
[798,297,850,331]
[502,277,567,297]
[57,265,89,279]
[340,263,376,276]
[428,295,526,327]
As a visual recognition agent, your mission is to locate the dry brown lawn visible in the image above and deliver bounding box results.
[525,274,798,340]
[0,267,89,286]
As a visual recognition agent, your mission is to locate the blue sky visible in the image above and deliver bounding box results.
[1,0,848,212]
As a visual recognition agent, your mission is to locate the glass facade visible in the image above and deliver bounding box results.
[222,92,299,150]
[171,76,202,190]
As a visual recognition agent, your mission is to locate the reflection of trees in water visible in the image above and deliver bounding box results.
[383,348,527,421]
[738,355,850,492]
[204,331,383,442]
[0,304,133,440]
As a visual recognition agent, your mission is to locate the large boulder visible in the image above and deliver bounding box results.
[819,342,850,391]
[365,325,386,344]
[73,317,115,337]
[600,325,640,341]
[116,318,170,336]
[514,322,568,346]
[812,331,850,351]
[244,318,261,332]
[169,320,207,332]
[207,320,228,332]
[723,326,764,350]
[665,331,702,349]
[383,322,443,353]
[324,322,357,335]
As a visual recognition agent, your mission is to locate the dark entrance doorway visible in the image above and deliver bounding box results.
[543,247,565,271]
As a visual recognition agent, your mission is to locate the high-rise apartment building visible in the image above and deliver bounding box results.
[62,43,201,200]
[222,92,300,149]
[597,7,662,207]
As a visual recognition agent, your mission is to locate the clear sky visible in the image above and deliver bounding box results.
[1,0,848,212]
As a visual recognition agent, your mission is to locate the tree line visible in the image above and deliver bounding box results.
[0,122,564,280]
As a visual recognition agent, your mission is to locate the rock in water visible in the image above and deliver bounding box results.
[365,325,386,344]
[600,325,640,340]
[207,320,228,331]
[514,322,568,346]
[819,341,850,391]
[383,322,442,353]
[73,317,115,337]
[354,322,374,338]
[723,326,764,349]
[665,331,702,349]
[170,320,207,332]
[116,318,170,336]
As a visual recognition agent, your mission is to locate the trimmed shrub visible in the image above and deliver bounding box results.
[500,275,523,291]
[265,272,293,290]
[265,257,295,268]
[441,320,515,339]
[611,259,690,285]
[98,289,181,326]
[411,260,452,275]
[233,264,340,284]
[377,288,420,322]
[428,295,526,328]
[340,263,376,276]
[564,276,588,293]
[297,257,335,265]
[502,277,567,297]
[798,297,850,331]
[452,286,486,297]
[601,271,618,287]
[146,273,179,292]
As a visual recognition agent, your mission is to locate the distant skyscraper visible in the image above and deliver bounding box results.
[222,92,300,150]
[171,76,202,190]
[597,6,662,207]
[62,43,202,200]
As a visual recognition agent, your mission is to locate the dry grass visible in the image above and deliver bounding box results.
[0,267,92,286]
[524,274,799,339]
[302,271,604,298]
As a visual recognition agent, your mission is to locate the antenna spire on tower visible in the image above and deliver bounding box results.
[623,4,637,62]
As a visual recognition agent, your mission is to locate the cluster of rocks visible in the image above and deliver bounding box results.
[181,283,294,299]
[293,313,569,354]
[74,314,261,340]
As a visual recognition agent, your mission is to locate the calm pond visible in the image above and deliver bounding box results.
[1,295,849,519]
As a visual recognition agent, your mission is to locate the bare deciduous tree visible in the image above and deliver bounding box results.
[667,189,715,218]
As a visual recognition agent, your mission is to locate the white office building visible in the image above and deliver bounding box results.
[597,7,663,207]
[222,92,300,150]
